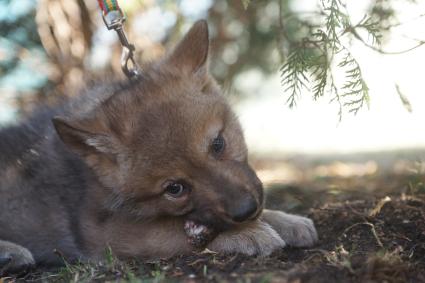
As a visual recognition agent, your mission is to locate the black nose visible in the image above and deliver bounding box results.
[230,195,258,222]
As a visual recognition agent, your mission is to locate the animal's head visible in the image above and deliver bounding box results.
[53,20,263,235]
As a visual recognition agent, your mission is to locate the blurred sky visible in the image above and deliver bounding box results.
[0,0,424,155]
[0,0,45,121]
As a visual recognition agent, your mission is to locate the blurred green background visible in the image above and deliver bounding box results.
[1,0,425,156]
[0,0,284,121]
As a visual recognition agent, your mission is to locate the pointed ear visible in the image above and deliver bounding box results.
[167,20,209,75]
[52,116,114,157]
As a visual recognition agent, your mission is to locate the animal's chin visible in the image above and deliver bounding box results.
[183,220,217,248]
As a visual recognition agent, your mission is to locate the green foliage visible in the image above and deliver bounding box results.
[279,0,381,119]
[338,48,370,114]
[407,161,425,195]
[1,0,422,122]
[32,249,165,283]
[280,48,310,108]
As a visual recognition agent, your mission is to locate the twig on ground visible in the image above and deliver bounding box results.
[343,222,384,248]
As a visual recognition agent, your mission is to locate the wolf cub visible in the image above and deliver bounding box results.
[0,20,317,274]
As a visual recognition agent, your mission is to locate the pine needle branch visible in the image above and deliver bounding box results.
[338,48,370,114]
[280,48,311,108]
[279,0,380,118]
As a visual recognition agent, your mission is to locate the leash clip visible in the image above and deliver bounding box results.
[121,45,139,78]
[102,10,125,30]
[102,10,140,79]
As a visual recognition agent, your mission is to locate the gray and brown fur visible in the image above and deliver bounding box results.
[0,21,317,274]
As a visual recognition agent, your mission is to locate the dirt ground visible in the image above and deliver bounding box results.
[3,150,425,282]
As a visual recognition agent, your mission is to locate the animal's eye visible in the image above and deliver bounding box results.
[165,182,187,198]
[211,134,225,155]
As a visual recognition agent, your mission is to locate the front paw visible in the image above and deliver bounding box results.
[207,220,286,256]
[0,240,35,275]
[262,209,318,247]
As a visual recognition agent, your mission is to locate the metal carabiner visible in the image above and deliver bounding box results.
[121,46,140,78]
[102,10,140,79]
